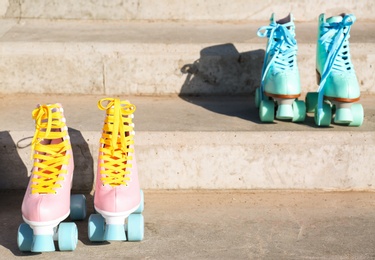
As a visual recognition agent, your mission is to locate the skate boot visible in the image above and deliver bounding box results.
[255,13,306,123]
[88,98,144,242]
[306,13,363,126]
[17,104,86,252]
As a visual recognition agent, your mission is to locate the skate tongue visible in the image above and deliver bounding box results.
[276,13,292,25]
[326,16,343,23]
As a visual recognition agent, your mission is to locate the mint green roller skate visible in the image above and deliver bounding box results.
[306,13,363,127]
[255,13,306,123]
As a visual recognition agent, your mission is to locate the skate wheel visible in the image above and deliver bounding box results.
[134,190,144,214]
[88,214,105,242]
[255,87,261,108]
[259,100,275,122]
[349,103,364,127]
[17,223,33,252]
[292,100,306,122]
[305,92,318,113]
[314,102,332,126]
[127,214,144,241]
[58,222,78,251]
[70,194,87,221]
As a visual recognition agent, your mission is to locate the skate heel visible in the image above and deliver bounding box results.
[334,103,353,124]
[32,235,55,252]
[276,98,294,119]
[104,224,127,241]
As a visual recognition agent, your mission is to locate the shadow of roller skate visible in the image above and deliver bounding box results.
[0,131,30,256]
[0,131,28,189]
[67,128,97,245]
[179,43,265,124]
[68,128,94,193]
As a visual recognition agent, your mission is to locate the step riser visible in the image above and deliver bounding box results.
[3,131,374,190]
[0,43,373,95]
[2,0,374,22]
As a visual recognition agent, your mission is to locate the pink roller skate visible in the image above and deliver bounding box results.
[88,98,144,242]
[17,104,86,252]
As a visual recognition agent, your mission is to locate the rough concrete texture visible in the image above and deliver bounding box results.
[0,20,374,95]
[1,190,375,259]
[0,0,374,22]
[1,94,374,191]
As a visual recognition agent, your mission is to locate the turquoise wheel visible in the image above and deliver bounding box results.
[88,214,105,242]
[127,214,144,241]
[292,100,306,122]
[17,223,33,252]
[58,222,78,251]
[305,92,318,113]
[70,194,87,221]
[259,100,275,122]
[134,190,144,214]
[255,87,261,108]
[314,102,332,126]
[349,103,364,127]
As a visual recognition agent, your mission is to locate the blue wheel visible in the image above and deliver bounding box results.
[292,100,306,122]
[348,103,364,127]
[305,92,318,113]
[88,214,105,242]
[259,100,275,122]
[70,194,87,220]
[17,223,33,252]
[314,102,332,126]
[127,214,144,241]
[58,222,78,251]
[134,190,144,214]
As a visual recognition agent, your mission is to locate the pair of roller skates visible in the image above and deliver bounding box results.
[17,98,144,252]
[255,13,363,127]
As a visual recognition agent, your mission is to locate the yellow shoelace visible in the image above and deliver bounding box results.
[98,98,136,187]
[30,104,71,194]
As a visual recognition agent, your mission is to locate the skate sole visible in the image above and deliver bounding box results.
[324,95,360,103]
[264,91,301,99]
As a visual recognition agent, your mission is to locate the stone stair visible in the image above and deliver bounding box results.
[0,0,374,191]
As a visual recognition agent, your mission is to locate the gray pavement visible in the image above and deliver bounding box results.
[1,190,375,259]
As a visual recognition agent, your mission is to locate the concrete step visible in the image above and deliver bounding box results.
[2,190,375,259]
[1,94,374,191]
[0,19,374,95]
[1,0,374,22]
